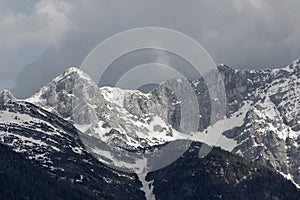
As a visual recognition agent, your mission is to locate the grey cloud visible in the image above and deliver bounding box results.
[11,0,300,98]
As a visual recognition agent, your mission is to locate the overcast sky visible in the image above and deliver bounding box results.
[1,0,300,98]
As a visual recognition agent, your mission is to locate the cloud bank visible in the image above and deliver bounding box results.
[0,0,299,97]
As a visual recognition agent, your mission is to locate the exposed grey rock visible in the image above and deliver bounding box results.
[0,90,16,104]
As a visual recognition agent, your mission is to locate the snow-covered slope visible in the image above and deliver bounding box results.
[0,92,143,198]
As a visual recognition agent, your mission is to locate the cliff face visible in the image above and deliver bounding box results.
[219,59,300,186]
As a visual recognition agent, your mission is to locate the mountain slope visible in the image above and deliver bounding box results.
[0,143,100,200]
[149,143,300,200]
[0,92,144,199]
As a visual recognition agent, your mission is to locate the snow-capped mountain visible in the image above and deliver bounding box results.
[25,58,300,188]
[0,59,299,199]
[27,67,198,150]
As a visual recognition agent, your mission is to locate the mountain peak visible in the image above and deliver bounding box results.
[0,90,16,104]
[217,63,238,74]
[27,66,99,118]
[52,66,93,83]
[63,66,83,75]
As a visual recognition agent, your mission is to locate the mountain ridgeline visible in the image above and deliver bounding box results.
[0,59,299,199]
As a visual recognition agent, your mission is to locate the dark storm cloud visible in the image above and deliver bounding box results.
[6,0,300,98]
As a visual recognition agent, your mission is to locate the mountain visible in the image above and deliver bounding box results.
[0,59,299,199]
[27,67,182,150]
[26,59,300,187]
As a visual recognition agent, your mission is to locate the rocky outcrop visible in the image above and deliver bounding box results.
[0,90,16,104]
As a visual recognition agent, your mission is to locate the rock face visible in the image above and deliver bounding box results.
[220,59,300,186]
[0,90,16,104]
[25,60,300,187]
